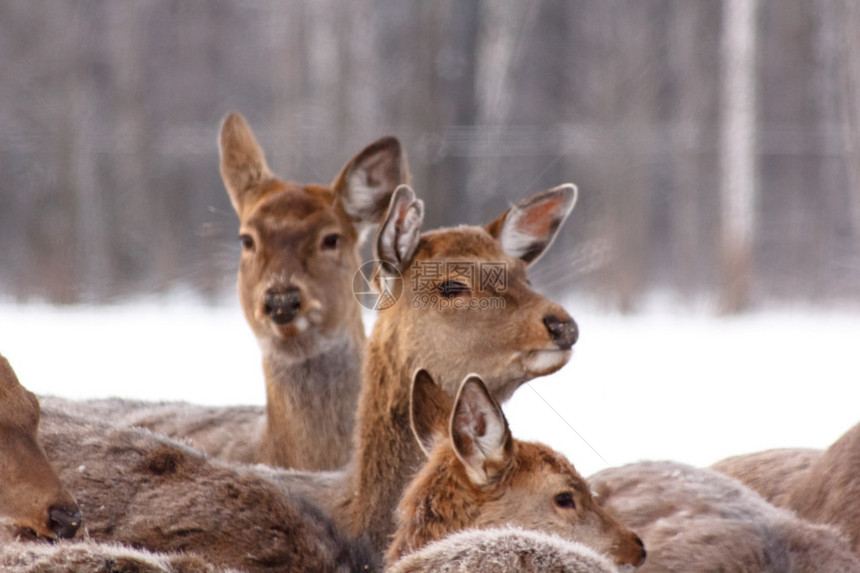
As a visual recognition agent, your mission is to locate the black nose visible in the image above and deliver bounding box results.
[635,535,647,565]
[543,315,578,350]
[49,505,82,539]
[264,286,302,325]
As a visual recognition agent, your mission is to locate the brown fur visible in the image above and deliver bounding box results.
[386,372,645,568]
[0,356,80,541]
[39,405,377,573]
[590,460,860,572]
[714,422,860,558]
[42,112,408,472]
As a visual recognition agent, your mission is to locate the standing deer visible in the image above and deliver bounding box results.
[42,112,408,471]
[42,182,580,563]
[590,460,860,572]
[713,420,860,558]
[0,355,81,542]
[386,370,645,569]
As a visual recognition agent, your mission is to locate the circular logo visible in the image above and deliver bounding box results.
[352,260,403,310]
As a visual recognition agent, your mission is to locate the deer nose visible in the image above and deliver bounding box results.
[263,286,302,325]
[543,315,578,350]
[634,535,647,566]
[49,505,82,539]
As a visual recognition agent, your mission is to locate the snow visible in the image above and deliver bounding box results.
[1,297,858,478]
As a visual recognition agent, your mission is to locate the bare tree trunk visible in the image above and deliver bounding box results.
[64,3,109,303]
[813,1,848,299]
[267,3,304,177]
[669,2,707,299]
[719,0,759,313]
[106,2,150,299]
[467,0,535,220]
[303,0,342,174]
[840,0,860,239]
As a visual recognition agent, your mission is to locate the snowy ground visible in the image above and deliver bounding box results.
[1,297,858,478]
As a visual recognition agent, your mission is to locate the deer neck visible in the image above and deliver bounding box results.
[258,327,365,471]
[387,453,481,564]
[338,319,436,553]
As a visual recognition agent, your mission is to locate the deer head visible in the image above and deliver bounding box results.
[0,356,81,541]
[219,112,408,358]
[373,184,578,400]
[387,370,646,567]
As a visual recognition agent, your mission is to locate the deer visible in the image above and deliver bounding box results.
[0,355,82,542]
[37,404,377,573]
[322,182,580,553]
[0,537,234,573]
[41,111,408,472]
[41,181,581,563]
[385,370,646,569]
[713,420,860,558]
[589,460,860,572]
[387,527,623,573]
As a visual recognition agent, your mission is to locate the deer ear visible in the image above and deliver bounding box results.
[485,184,577,265]
[376,185,424,274]
[218,112,272,216]
[450,375,513,486]
[410,369,454,458]
[0,355,17,394]
[333,136,409,227]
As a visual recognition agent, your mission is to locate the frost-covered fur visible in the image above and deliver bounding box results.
[37,396,265,464]
[714,421,860,558]
[712,447,823,507]
[38,406,377,573]
[0,538,234,573]
[386,527,619,573]
[590,461,860,573]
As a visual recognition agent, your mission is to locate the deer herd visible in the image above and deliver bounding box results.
[2,112,858,573]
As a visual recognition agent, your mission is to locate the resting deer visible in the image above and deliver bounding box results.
[387,527,622,573]
[43,182,580,562]
[590,460,860,572]
[42,112,408,471]
[38,405,376,573]
[713,420,860,557]
[0,355,81,542]
[385,370,645,569]
[0,539,233,573]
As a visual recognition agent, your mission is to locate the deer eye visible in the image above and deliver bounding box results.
[554,492,576,510]
[321,233,342,250]
[438,280,470,299]
[238,234,255,252]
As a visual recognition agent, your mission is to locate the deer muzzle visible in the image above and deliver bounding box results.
[48,504,82,539]
[543,315,578,350]
[263,286,302,325]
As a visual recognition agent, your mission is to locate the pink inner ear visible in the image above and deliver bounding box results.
[456,401,488,440]
[518,197,563,237]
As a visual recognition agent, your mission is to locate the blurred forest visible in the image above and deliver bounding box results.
[1,0,859,311]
